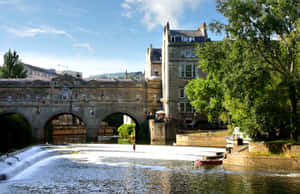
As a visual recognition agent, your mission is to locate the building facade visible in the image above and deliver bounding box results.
[159,22,209,125]
[145,44,162,80]
[24,64,58,79]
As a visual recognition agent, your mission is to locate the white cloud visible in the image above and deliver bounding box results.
[121,2,131,9]
[73,43,93,52]
[1,26,74,40]
[121,0,206,31]
[17,52,144,78]
[1,25,94,53]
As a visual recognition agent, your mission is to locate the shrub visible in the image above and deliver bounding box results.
[117,124,136,138]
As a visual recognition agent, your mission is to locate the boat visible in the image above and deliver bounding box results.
[194,159,223,166]
[194,154,224,166]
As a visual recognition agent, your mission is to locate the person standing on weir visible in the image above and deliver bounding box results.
[133,142,136,152]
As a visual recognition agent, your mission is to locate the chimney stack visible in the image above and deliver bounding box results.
[198,22,207,39]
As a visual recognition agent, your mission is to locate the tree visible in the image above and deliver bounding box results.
[186,0,300,140]
[117,124,136,138]
[1,49,27,78]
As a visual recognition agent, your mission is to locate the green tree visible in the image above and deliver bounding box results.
[1,49,27,78]
[0,114,32,153]
[117,123,136,138]
[186,0,300,140]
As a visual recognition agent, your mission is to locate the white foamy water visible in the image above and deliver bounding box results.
[1,144,300,194]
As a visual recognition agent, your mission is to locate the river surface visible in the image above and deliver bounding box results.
[0,144,300,193]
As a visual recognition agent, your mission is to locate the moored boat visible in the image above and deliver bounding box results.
[194,159,223,166]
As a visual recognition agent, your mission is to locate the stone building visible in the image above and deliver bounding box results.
[24,64,58,79]
[145,44,162,80]
[160,22,209,126]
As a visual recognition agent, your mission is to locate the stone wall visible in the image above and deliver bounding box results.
[223,142,300,170]
[224,151,300,170]
[149,120,176,144]
[176,134,227,147]
[249,142,300,155]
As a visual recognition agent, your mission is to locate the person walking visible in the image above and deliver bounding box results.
[133,142,136,152]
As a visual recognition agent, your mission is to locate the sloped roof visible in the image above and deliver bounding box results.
[170,30,205,37]
[24,64,58,75]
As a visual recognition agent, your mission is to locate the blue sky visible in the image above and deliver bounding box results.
[0,0,226,77]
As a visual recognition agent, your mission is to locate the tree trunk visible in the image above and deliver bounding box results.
[289,84,298,141]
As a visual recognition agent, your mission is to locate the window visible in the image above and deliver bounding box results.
[178,102,195,113]
[186,103,193,113]
[182,36,188,42]
[181,50,185,57]
[181,48,192,58]
[179,88,186,98]
[179,64,198,79]
[179,64,185,78]
[185,49,191,57]
[175,36,181,42]
[171,36,175,42]
[186,64,192,78]
[191,51,196,57]
[179,103,185,113]
[193,64,197,78]
[189,37,195,42]
[136,94,141,101]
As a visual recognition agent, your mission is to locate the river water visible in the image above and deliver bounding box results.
[0,144,300,193]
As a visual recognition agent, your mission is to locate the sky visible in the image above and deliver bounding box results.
[0,0,226,78]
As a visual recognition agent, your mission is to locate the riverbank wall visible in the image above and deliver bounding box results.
[223,142,300,170]
[176,130,228,147]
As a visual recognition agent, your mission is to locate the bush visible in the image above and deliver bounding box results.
[0,114,32,153]
[117,124,136,138]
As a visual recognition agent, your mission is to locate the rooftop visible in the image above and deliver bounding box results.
[24,64,58,76]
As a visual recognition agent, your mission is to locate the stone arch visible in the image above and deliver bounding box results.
[101,111,140,128]
[0,111,32,127]
[43,111,87,129]
[100,111,148,142]
[0,111,33,152]
[43,111,87,143]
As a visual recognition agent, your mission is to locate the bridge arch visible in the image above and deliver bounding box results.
[99,111,149,142]
[0,111,32,152]
[43,112,87,143]
[0,111,32,126]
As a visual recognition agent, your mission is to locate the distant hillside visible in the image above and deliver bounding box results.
[88,71,144,80]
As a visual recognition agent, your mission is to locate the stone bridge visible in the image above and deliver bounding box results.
[0,75,161,142]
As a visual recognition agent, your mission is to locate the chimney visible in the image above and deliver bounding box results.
[164,21,170,32]
[125,69,128,80]
[198,22,207,39]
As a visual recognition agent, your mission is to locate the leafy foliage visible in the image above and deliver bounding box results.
[117,124,136,138]
[0,114,32,153]
[1,49,27,78]
[186,0,300,141]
